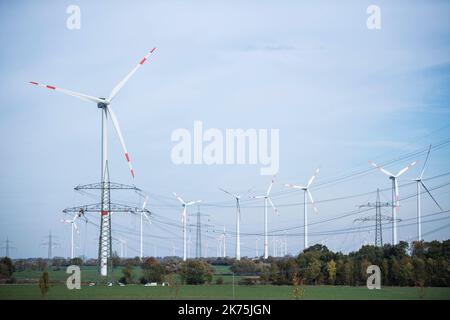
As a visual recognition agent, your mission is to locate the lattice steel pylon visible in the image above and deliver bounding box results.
[188,205,212,259]
[64,180,149,284]
[356,189,394,247]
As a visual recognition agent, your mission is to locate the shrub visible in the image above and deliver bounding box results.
[142,257,165,283]
[179,260,213,285]
[216,277,224,285]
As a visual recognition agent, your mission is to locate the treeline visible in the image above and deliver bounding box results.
[232,240,450,287]
[2,240,449,287]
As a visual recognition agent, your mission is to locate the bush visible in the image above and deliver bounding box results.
[179,260,213,285]
[121,263,134,284]
[5,276,16,284]
[118,276,128,285]
[230,259,262,275]
[0,257,15,279]
[142,257,165,283]
[139,276,148,285]
[216,277,224,285]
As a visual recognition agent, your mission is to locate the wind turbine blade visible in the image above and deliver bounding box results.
[267,197,279,215]
[369,161,394,177]
[143,212,152,224]
[108,48,157,102]
[307,168,320,188]
[142,195,149,209]
[419,145,432,179]
[186,200,202,206]
[396,161,417,177]
[284,183,303,189]
[219,188,235,198]
[266,176,276,196]
[173,192,186,205]
[29,81,104,104]
[250,195,265,199]
[421,181,443,211]
[107,106,135,179]
[307,190,318,213]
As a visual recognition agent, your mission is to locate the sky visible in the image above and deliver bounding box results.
[0,0,449,259]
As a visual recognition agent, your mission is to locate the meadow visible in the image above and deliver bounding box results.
[2,266,450,300]
[1,283,450,300]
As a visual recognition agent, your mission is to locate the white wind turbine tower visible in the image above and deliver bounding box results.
[285,168,320,250]
[414,145,443,241]
[61,211,83,259]
[219,188,245,260]
[137,195,151,260]
[369,160,417,244]
[30,48,157,277]
[173,192,201,261]
[222,225,227,257]
[251,176,279,259]
[117,238,127,258]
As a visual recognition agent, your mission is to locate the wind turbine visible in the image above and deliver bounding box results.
[219,188,246,261]
[173,192,201,261]
[285,168,320,250]
[414,145,443,241]
[137,195,151,260]
[369,160,417,244]
[30,48,157,277]
[251,176,279,259]
[117,238,127,258]
[61,211,84,259]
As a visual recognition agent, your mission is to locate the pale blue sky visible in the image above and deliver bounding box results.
[0,0,449,258]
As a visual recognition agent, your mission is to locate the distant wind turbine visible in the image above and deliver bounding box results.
[369,160,417,244]
[414,145,443,241]
[137,195,151,260]
[61,210,84,259]
[219,188,251,261]
[251,176,279,259]
[173,192,201,261]
[285,168,320,250]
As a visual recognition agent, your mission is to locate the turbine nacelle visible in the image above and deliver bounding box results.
[97,99,110,108]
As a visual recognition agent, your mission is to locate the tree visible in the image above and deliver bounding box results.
[305,258,321,285]
[381,258,390,286]
[398,257,414,286]
[38,271,50,298]
[120,263,134,284]
[276,259,299,285]
[390,257,401,285]
[111,251,121,268]
[359,258,372,285]
[413,258,427,286]
[69,257,83,266]
[179,260,213,285]
[142,257,165,283]
[230,259,261,275]
[0,257,15,280]
[343,260,354,286]
[326,259,337,285]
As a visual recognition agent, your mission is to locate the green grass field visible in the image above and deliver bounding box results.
[1,284,450,300]
[3,266,449,300]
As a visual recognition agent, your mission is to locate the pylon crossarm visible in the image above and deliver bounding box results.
[74,182,141,191]
[63,202,147,214]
